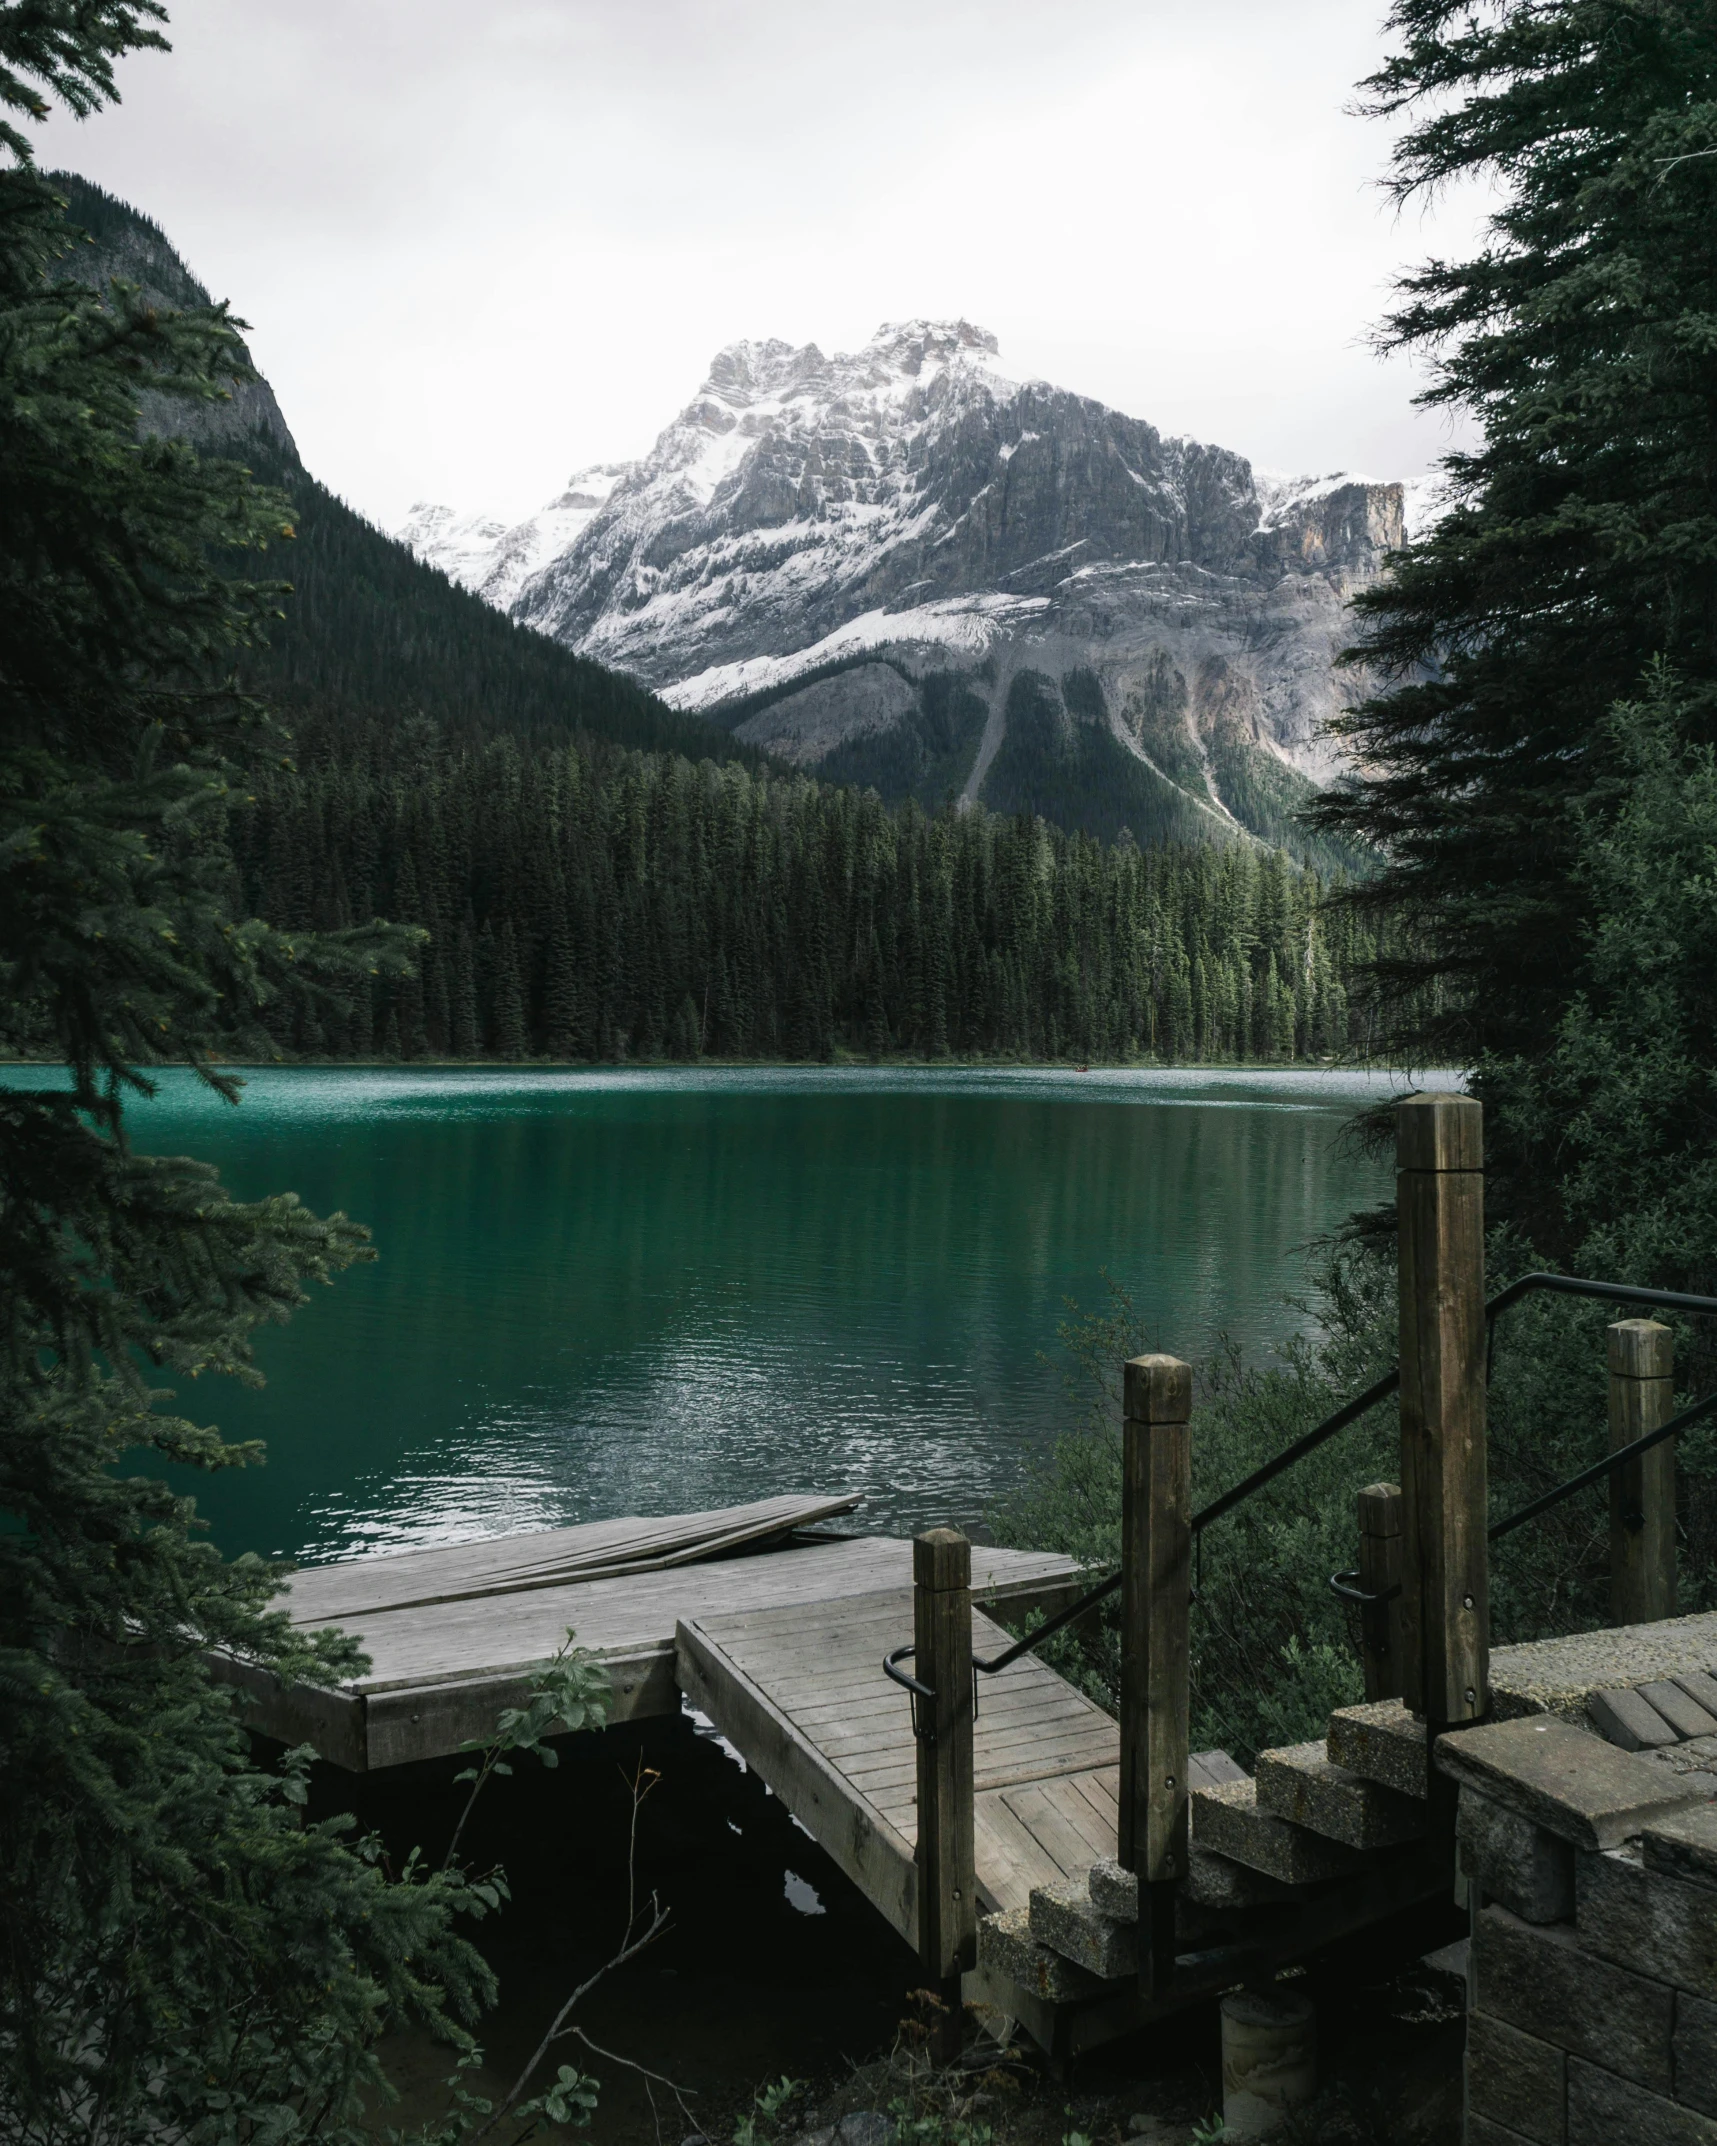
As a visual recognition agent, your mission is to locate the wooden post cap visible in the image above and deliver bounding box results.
[1396,1092,1483,1172]
[914,1528,971,1589]
[1123,1354,1193,1423]
[1358,1482,1403,1536]
[1608,1319,1673,1380]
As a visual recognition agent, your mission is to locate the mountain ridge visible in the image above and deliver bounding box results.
[402,320,1410,860]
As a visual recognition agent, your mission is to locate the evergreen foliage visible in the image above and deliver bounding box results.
[240,436,776,769]
[226,720,1403,1065]
[1487,667,1717,1312]
[0,14,497,2136]
[1311,0,1717,1216]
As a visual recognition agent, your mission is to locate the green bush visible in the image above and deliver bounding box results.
[993,1244,1717,1765]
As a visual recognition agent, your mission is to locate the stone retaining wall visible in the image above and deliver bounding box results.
[1462,1798,1716,2144]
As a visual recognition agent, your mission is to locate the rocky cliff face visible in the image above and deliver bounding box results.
[49,172,300,464]
[400,321,1410,855]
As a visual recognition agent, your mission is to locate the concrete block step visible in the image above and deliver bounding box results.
[1433,1715,1703,1851]
[1641,1800,1717,1889]
[1180,1843,1305,1911]
[1255,1739,1428,1850]
[1087,1851,1267,1931]
[1191,1775,1364,1885]
[977,1904,1118,2003]
[1325,1699,1429,1799]
[1029,1877,1136,1979]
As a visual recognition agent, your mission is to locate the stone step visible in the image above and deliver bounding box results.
[1433,1714,1705,1851]
[977,1904,1117,2003]
[1255,1739,1428,1850]
[1087,1854,1137,1920]
[1191,1775,1365,1885]
[1029,1877,1136,1978]
[1325,1698,1429,1798]
[1181,1844,1305,1911]
[1641,1800,1717,1888]
[1087,1850,1275,1927]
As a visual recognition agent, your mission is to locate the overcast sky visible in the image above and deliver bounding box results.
[36,0,1485,532]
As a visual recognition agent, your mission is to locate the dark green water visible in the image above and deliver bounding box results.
[16,1065,1405,1562]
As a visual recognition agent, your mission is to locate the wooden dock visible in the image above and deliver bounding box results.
[218,1494,1087,1772]
[215,1090,1717,2070]
[676,1587,1121,1945]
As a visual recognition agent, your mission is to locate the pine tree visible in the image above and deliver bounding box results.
[543,914,582,1060]
[450,915,481,1057]
[1311,0,1717,1112]
[0,12,485,2136]
[490,919,528,1058]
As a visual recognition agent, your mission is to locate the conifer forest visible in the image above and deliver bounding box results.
[233,724,1393,1066]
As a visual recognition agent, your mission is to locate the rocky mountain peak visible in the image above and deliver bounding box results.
[861,316,1003,378]
[703,336,829,405]
[399,327,1422,860]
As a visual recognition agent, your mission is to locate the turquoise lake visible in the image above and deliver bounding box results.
[32,1065,1411,1563]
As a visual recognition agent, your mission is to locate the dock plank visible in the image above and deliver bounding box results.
[217,1530,1088,1772]
[281,1493,864,1622]
[674,1587,1122,1943]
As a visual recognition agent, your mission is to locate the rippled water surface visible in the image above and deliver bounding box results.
[18,1065,1413,1560]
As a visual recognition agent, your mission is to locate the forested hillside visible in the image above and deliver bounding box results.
[53,169,1392,1070]
[231,723,1402,1064]
[51,173,764,770]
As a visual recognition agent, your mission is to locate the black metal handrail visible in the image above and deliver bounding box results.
[1491,1379,1717,1543]
[961,1360,1411,1680]
[882,1642,940,1738]
[1482,1272,1717,1324]
[1225,1273,1717,1565]
[882,1644,934,1702]
[1328,1276,1717,1605]
[1332,1382,1717,1605]
[889,1270,1717,1695]
[971,1568,1122,1676]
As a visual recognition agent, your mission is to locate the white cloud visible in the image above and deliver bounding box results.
[35,0,1487,529]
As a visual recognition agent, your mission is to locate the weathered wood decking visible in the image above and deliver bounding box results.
[676,1588,1122,1946]
[217,1497,1087,1772]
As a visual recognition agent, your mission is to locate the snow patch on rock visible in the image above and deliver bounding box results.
[661,592,1053,712]
[397,464,628,609]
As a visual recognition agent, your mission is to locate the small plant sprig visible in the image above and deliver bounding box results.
[442,1627,611,1871]
[734,2075,806,2146]
[887,2107,994,2146]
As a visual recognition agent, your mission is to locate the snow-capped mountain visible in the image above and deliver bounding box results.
[400,321,1420,853]
[398,466,629,611]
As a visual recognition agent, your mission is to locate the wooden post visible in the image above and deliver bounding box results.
[1118,1352,1192,2001]
[1396,1093,1488,1747]
[913,1527,975,2063]
[1357,1482,1406,1702]
[1608,1320,1677,1625]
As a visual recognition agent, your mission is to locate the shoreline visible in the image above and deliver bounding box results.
[0,1053,1441,1076]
